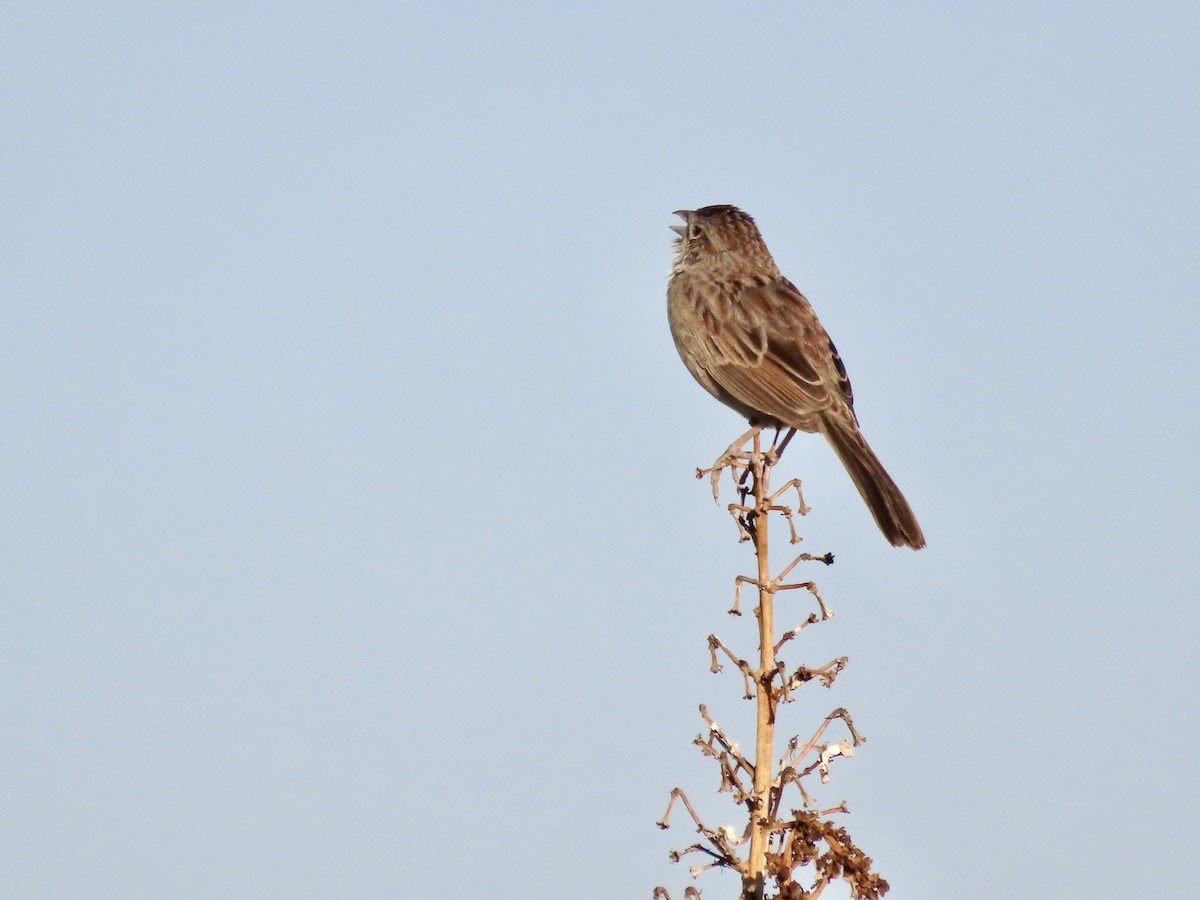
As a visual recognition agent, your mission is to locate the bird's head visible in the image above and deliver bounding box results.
[669,205,780,279]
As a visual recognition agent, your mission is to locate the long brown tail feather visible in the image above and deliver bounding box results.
[819,414,926,549]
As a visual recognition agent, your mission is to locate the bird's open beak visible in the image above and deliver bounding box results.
[670,209,692,236]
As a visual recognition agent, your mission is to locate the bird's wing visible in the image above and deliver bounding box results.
[697,280,854,427]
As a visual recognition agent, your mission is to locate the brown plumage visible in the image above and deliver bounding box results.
[667,205,925,549]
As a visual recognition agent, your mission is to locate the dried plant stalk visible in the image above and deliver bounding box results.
[655,431,889,900]
[744,432,776,900]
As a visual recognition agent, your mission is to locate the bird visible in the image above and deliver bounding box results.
[667,204,925,549]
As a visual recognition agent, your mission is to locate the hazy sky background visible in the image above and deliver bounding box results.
[3,3,1198,898]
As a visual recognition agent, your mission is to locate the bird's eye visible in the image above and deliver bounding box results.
[688,224,703,240]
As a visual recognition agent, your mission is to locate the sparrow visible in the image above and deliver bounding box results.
[667,205,925,549]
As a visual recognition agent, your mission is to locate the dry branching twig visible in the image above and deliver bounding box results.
[657,432,888,900]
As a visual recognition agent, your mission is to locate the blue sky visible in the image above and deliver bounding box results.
[3,3,1198,897]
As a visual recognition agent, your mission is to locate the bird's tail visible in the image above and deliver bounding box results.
[819,413,926,549]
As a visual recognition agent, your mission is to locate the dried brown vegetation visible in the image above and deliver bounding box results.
[655,432,889,900]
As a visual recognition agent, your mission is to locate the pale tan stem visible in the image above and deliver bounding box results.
[743,433,776,900]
